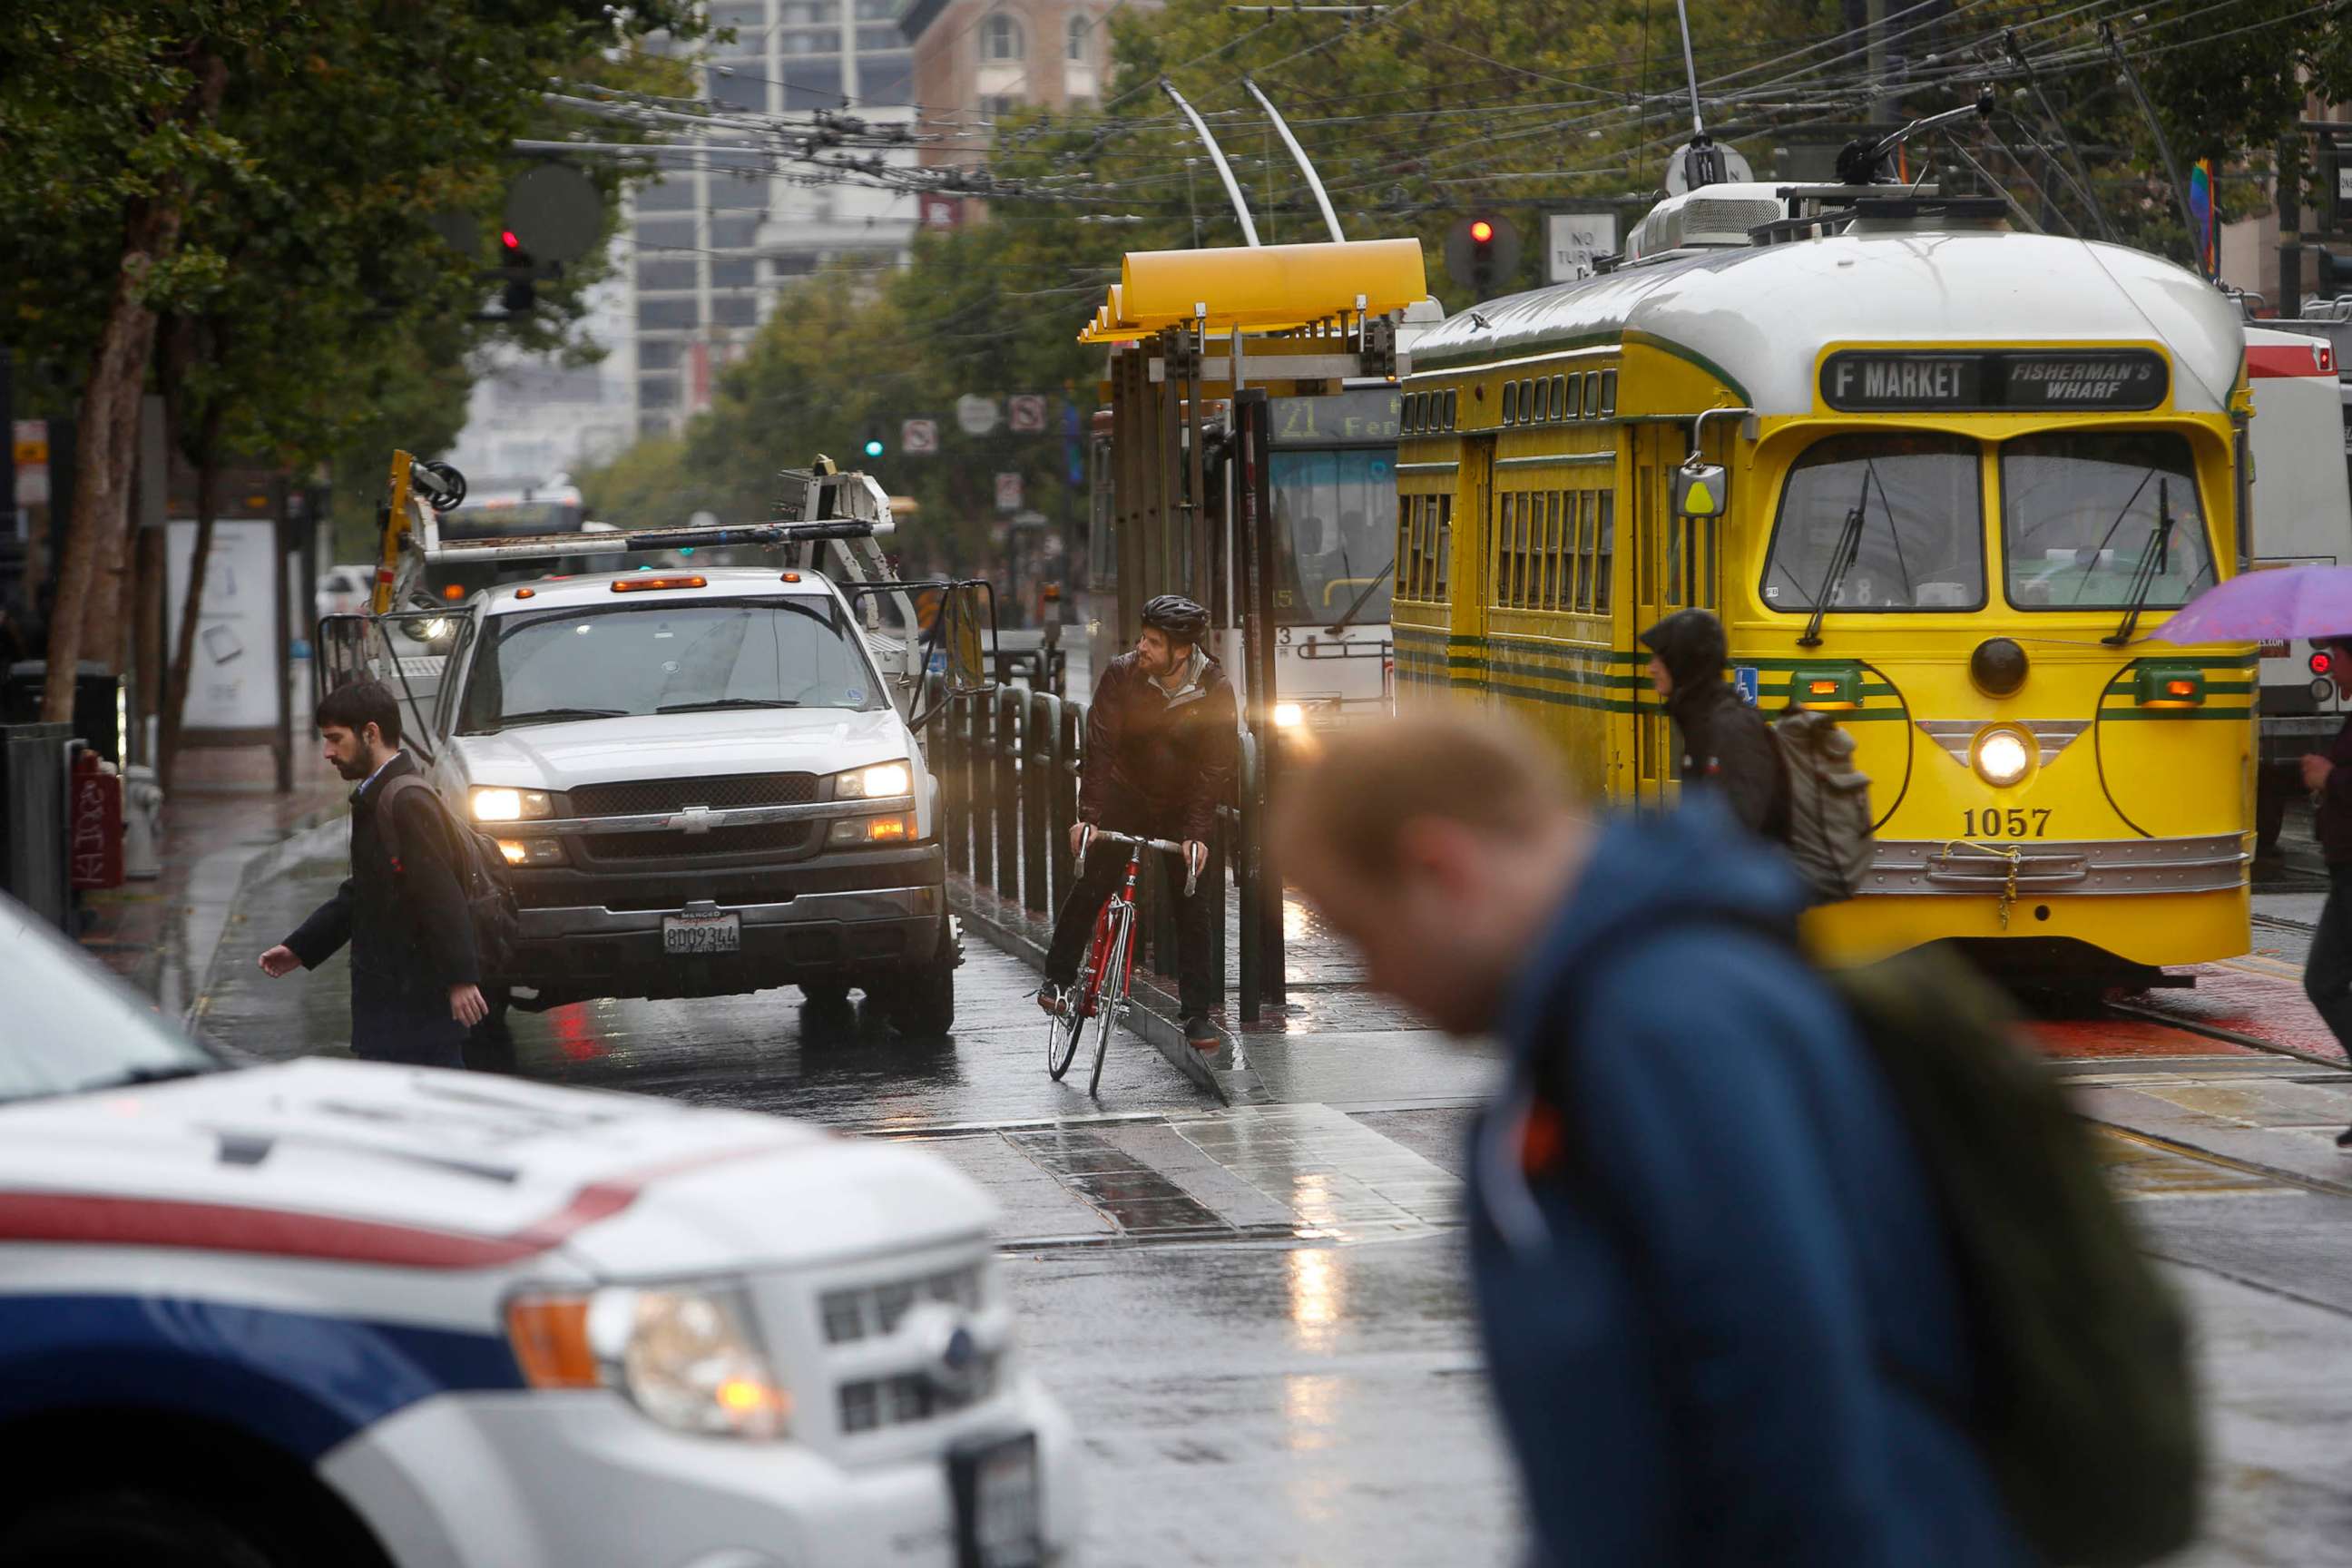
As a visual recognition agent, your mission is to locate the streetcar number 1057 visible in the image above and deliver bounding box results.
[1962,808,2053,838]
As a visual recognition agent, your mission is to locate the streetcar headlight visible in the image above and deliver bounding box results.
[1272,702,1306,730]
[470,786,553,821]
[505,1284,789,1441]
[1971,727,2033,788]
[833,761,911,799]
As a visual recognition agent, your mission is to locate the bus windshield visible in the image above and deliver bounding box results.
[457,597,883,733]
[1270,448,1396,626]
[1761,433,1984,612]
[441,500,585,539]
[2001,432,2215,610]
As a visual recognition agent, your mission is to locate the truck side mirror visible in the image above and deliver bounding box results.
[1673,463,1729,519]
[942,582,995,697]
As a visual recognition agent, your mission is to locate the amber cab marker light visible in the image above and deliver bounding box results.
[505,1295,600,1388]
[514,587,535,600]
[441,583,465,602]
[611,575,708,593]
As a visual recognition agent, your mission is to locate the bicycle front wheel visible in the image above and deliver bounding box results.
[1045,941,1093,1081]
[1088,910,1132,1097]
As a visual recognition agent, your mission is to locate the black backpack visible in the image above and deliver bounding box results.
[1556,934,2200,1566]
[375,774,522,975]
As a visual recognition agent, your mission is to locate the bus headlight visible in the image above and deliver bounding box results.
[471,786,554,821]
[1971,727,2033,788]
[834,761,912,799]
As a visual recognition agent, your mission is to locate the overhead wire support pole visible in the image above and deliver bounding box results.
[1161,78,1260,245]
[1243,77,1346,243]
[2100,19,2207,279]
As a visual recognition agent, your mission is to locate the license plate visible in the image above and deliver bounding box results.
[662,911,740,956]
[951,1432,1042,1568]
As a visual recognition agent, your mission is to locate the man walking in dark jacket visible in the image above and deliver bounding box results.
[1278,712,2030,1567]
[1641,606,1786,838]
[1039,594,1237,1050]
[2298,636,2352,1149]
[257,681,485,1068]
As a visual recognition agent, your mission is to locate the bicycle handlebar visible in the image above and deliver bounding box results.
[1073,828,1200,897]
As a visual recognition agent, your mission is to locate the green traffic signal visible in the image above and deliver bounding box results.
[863,436,885,458]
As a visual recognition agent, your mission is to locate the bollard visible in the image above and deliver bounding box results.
[994,689,1021,907]
[1052,700,1083,916]
[969,696,995,891]
[1023,691,1054,918]
[1236,730,1262,1024]
[121,764,164,881]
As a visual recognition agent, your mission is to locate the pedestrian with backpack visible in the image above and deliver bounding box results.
[1279,710,2197,1568]
[1641,607,1787,838]
[257,681,486,1069]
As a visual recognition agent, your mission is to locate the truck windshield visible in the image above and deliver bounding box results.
[457,596,884,733]
[1761,433,1984,612]
[2001,432,2215,610]
[1270,448,1396,626]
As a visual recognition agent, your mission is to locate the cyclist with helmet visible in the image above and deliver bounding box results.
[1039,593,1237,1051]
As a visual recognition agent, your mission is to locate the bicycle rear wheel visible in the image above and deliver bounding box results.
[1044,937,1093,1081]
[1088,909,1132,1097]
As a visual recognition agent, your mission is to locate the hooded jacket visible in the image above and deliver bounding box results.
[1466,799,2029,1568]
[1078,648,1238,843]
[1641,608,1787,838]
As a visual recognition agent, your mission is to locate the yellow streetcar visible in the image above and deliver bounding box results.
[1396,182,2254,984]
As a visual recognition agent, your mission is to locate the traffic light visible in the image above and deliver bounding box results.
[499,228,535,314]
[1443,214,1521,299]
[861,426,886,459]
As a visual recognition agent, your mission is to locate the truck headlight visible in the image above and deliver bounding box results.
[471,786,554,821]
[506,1284,789,1441]
[834,761,912,799]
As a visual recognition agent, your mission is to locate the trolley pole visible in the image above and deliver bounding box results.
[1161,78,1261,247]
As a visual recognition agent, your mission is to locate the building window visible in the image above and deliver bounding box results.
[980,14,1023,61]
[637,298,700,330]
[783,59,843,108]
[856,0,898,15]
[860,54,913,104]
[711,295,760,327]
[1066,14,1091,60]
[981,94,1020,121]
[638,339,683,372]
[710,255,758,288]
[634,258,696,292]
[707,65,767,113]
[638,375,681,409]
[708,214,760,250]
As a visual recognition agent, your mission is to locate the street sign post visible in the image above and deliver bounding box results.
[902,418,939,454]
[995,473,1024,512]
[1008,395,1047,434]
[1545,212,1620,282]
[956,395,1002,437]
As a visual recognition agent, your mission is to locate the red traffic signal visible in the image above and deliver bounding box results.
[501,229,522,251]
[1469,219,1495,244]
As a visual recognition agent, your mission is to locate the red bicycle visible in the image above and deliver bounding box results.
[1044,829,1200,1095]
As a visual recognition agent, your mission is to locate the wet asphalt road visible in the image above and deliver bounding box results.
[194,838,2352,1566]
[200,842,1519,1567]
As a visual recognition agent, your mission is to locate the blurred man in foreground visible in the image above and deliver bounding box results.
[1277,712,2026,1567]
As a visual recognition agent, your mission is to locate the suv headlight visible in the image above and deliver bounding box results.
[834,761,912,799]
[471,786,554,821]
[506,1283,789,1440]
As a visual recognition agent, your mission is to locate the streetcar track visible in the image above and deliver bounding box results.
[2102,999,2352,1071]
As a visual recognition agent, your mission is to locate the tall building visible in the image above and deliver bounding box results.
[626,0,925,436]
[902,0,1132,170]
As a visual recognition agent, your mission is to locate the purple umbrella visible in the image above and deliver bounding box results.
[2148,564,2352,645]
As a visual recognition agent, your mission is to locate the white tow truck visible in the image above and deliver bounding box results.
[323,455,997,1034]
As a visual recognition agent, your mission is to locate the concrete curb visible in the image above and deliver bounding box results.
[187,813,348,1028]
[948,875,1268,1106]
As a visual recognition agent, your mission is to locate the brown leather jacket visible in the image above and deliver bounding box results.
[1079,651,1239,842]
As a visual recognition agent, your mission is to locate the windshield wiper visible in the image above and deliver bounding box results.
[1800,468,1874,647]
[490,707,625,730]
[1327,559,1396,635]
[654,698,804,714]
[2104,478,2180,646]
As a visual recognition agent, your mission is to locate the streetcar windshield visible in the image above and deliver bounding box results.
[457,597,883,733]
[440,500,586,539]
[2000,432,2215,610]
[1270,448,1396,626]
[1761,434,1984,612]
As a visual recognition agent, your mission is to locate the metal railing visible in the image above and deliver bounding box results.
[927,683,1285,1024]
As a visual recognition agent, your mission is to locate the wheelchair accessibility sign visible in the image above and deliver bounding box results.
[1733,665,1759,707]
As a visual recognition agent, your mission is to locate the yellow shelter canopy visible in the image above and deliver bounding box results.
[1078,239,1426,344]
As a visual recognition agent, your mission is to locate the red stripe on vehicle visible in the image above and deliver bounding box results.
[0,1141,806,1269]
[2248,342,2335,378]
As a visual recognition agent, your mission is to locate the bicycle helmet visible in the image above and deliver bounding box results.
[1141,593,1210,643]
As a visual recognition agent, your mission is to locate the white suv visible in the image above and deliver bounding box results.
[0,897,1079,1567]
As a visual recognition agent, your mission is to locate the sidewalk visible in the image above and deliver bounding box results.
[76,737,343,1017]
